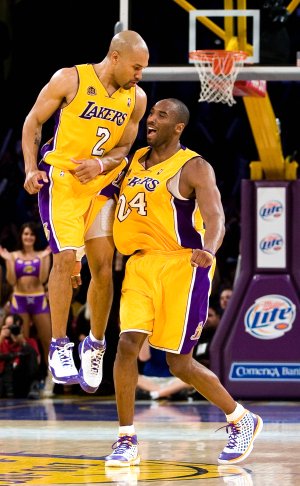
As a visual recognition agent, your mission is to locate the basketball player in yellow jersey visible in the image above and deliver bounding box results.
[21,30,149,392]
[105,99,263,467]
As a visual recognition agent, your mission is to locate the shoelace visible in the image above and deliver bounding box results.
[216,422,241,449]
[57,342,74,367]
[111,436,136,454]
[89,346,105,375]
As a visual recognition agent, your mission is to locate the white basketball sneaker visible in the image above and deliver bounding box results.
[105,435,140,467]
[218,410,263,464]
[78,336,106,393]
[48,337,79,385]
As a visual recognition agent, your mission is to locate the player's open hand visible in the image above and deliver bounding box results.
[24,170,48,194]
[191,249,214,268]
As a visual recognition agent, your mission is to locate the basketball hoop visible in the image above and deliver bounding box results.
[189,50,248,107]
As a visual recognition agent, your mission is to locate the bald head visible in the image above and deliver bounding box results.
[109,30,149,57]
[104,30,149,90]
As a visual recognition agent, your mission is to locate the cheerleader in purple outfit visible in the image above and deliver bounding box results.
[0,222,53,397]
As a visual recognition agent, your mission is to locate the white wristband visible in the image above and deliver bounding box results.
[95,157,104,174]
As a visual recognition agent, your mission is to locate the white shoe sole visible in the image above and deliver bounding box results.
[105,455,141,467]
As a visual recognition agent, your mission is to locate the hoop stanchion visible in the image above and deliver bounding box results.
[189,50,248,107]
[233,80,267,97]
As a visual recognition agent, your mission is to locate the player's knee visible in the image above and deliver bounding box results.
[168,356,191,381]
[117,333,141,359]
[91,263,112,285]
[52,249,76,271]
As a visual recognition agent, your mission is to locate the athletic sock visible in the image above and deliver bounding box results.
[89,331,105,346]
[119,425,135,435]
[226,403,246,422]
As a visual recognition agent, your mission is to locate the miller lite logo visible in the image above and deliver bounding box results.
[260,233,283,254]
[259,200,283,220]
[244,294,295,340]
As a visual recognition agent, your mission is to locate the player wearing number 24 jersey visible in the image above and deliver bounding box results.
[106,98,263,468]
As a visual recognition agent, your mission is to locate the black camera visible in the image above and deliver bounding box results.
[9,323,21,336]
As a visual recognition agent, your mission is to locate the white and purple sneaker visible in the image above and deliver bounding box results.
[218,410,263,464]
[48,337,79,385]
[78,336,106,393]
[105,435,140,467]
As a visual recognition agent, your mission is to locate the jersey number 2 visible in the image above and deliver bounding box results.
[92,127,110,157]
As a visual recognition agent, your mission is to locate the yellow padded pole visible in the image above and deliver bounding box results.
[243,94,285,180]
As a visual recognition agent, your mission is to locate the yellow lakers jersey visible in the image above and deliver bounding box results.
[113,146,205,255]
[41,64,136,171]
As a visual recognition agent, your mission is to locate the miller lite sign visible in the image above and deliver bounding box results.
[257,187,286,268]
[244,294,296,340]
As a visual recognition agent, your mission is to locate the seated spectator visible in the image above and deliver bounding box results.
[137,305,221,401]
[136,338,193,401]
[193,305,221,368]
[0,313,40,398]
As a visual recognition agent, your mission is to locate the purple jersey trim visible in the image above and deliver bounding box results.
[181,266,210,354]
[173,198,203,248]
[38,161,60,253]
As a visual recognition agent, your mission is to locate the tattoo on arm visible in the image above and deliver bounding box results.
[34,134,41,146]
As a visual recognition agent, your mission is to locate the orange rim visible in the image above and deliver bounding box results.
[189,50,248,62]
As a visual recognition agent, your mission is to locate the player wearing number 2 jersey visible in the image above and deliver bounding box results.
[22,30,149,393]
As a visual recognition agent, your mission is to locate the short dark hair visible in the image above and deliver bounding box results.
[167,98,190,126]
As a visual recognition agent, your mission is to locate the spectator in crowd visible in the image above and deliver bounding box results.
[137,305,221,401]
[218,287,233,316]
[136,338,192,401]
[194,305,221,368]
[0,222,53,397]
[0,313,40,398]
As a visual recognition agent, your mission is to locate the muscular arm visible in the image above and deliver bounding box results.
[180,157,225,267]
[22,67,78,194]
[73,85,147,182]
[102,85,147,170]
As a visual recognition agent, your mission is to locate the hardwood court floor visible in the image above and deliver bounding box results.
[0,397,299,485]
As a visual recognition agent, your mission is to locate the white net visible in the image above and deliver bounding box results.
[190,50,248,107]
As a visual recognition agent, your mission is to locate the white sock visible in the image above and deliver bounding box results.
[119,425,135,436]
[51,337,67,342]
[150,390,159,400]
[89,331,105,345]
[226,403,246,422]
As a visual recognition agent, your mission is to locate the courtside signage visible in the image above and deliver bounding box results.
[229,362,300,381]
[244,294,295,339]
[256,187,286,268]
